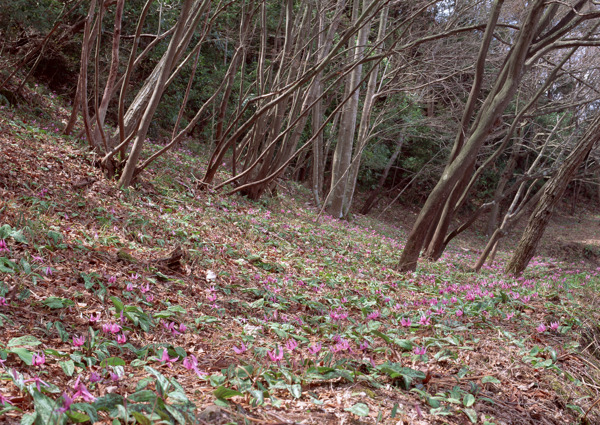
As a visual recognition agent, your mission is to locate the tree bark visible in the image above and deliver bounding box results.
[398,0,547,272]
[505,112,600,275]
[328,0,372,218]
[118,0,195,188]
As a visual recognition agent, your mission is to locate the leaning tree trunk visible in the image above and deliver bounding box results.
[505,112,600,275]
[118,0,194,188]
[398,0,548,272]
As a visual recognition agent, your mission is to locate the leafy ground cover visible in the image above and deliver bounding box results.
[1,88,600,424]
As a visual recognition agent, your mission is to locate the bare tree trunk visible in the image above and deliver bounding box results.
[342,4,389,218]
[118,0,210,148]
[118,0,195,188]
[92,0,125,153]
[505,112,600,275]
[360,136,403,215]
[328,0,371,218]
[399,0,547,272]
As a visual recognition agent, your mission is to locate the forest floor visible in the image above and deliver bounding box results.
[1,85,600,425]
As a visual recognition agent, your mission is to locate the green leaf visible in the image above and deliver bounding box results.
[60,360,75,377]
[288,384,302,399]
[153,310,174,319]
[93,394,124,415]
[345,402,369,417]
[249,298,264,309]
[130,411,152,425]
[463,393,475,407]
[128,390,157,403]
[65,411,90,423]
[213,386,243,400]
[100,357,126,367]
[481,376,500,384]
[55,322,69,342]
[167,305,186,314]
[32,390,59,425]
[393,339,413,350]
[71,403,98,423]
[20,412,37,425]
[9,347,33,365]
[371,330,391,343]
[463,407,478,423]
[8,335,42,347]
[110,296,124,313]
[42,297,74,309]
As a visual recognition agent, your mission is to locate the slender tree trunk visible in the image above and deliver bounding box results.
[361,137,403,215]
[399,0,546,272]
[505,113,600,275]
[342,4,388,218]
[118,0,195,188]
[328,0,371,218]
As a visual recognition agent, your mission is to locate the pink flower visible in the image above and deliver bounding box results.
[25,375,50,391]
[183,354,198,370]
[400,317,412,327]
[107,276,117,285]
[116,334,127,344]
[158,349,179,367]
[182,354,206,377]
[285,339,298,352]
[359,341,369,351]
[32,352,46,366]
[72,335,85,347]
[56,392,73,414]
[267,347,284,362]
[89,372,102,383]
[413,346,427,356]
[72,376,96,402]
[126,283,134,291]
[233,343,247,354]
[456,309,463,317]
[308,343,322,355]
[0,393,13,406]
[44,267,52,276]
[178,323,187,333]
[419,315,431,326]
[146,294,154,302]
[89,312,101,323]
[367,310,380,321]
[140,283,150,294]
[0,297,7,306]
[537,323,547,333]
[506,312,515,321]
[0,240,8,252]
[550,321,559,331]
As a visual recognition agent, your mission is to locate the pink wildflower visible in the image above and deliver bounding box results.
[267,347,284,362]
[233,343,247,354]
[72,335,85,347]
[308,343,322,355]
[285,339,298,352]
[413,346,427,356]
[32,352,46,366]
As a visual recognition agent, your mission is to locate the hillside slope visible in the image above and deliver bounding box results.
[1,98,600,424]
